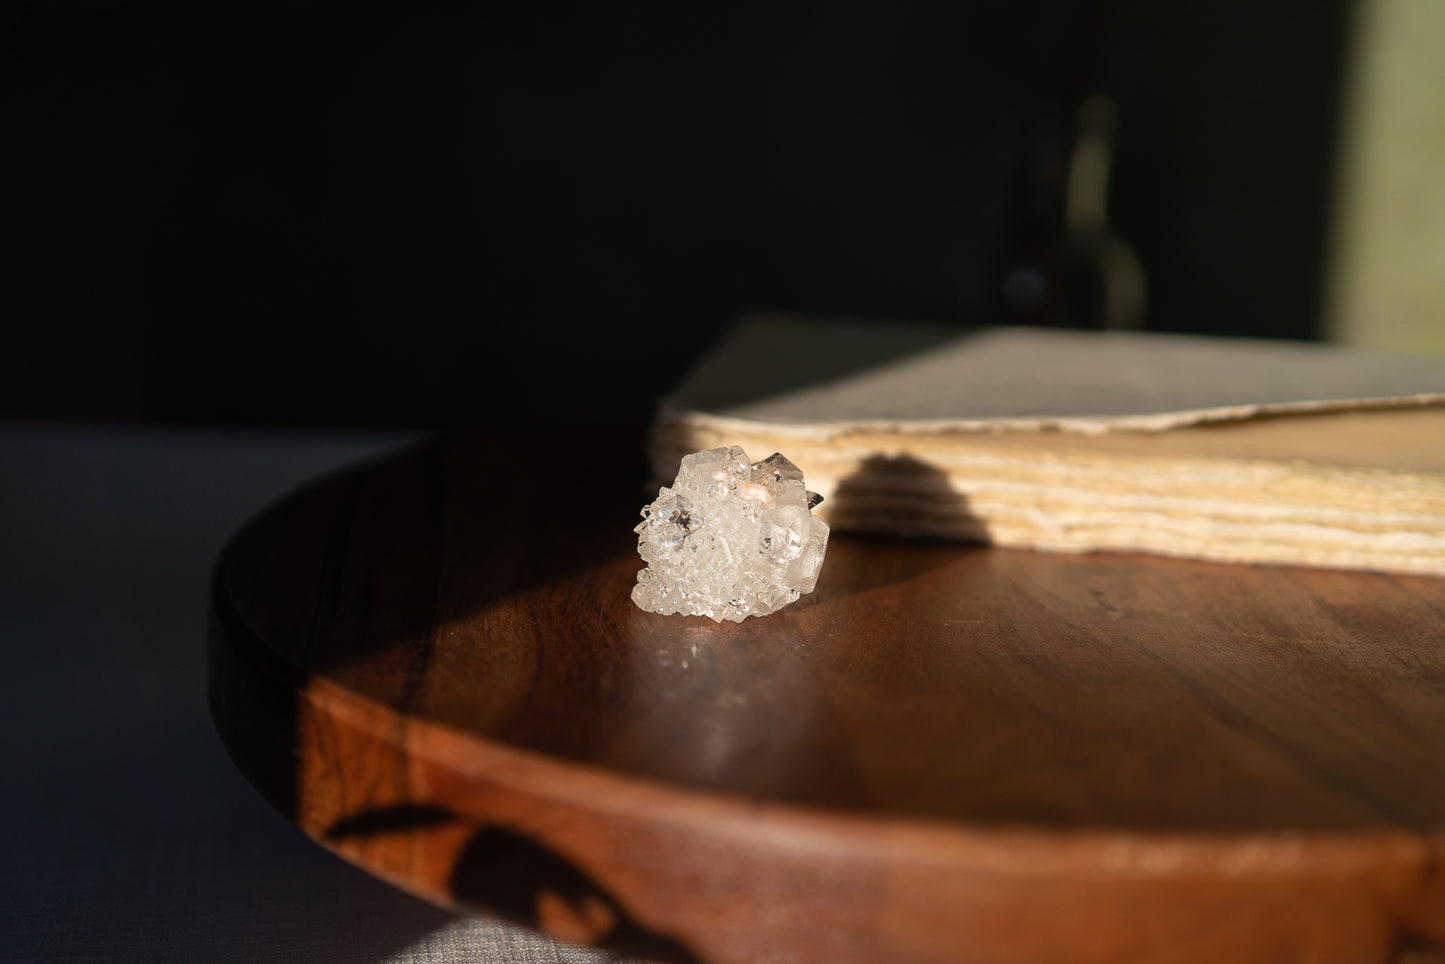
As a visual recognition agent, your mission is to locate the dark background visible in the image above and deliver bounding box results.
[1,1,1353,427]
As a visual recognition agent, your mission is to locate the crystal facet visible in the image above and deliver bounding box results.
[632,445,830,622]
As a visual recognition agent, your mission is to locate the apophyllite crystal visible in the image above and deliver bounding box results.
[632,445,830,622]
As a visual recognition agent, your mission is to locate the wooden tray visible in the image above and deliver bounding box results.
[209,424,1445,963]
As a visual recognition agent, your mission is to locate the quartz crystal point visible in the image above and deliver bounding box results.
[632,446,830,622]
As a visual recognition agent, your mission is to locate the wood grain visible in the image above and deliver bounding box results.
[209,424,1445,963]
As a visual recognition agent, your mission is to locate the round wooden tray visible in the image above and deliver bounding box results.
[209,424,1445,963]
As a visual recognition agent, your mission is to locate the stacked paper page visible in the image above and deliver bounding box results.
[649,315,1445,574]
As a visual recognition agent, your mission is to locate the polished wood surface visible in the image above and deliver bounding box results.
[209,424,1445,963]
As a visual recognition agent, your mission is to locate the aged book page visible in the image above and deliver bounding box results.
[652,315,1445,574]
[664,314,1445,433]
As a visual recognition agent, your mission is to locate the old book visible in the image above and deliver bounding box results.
[649,314,1445,574]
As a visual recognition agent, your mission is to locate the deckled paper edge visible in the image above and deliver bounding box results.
[657,393,1445,441]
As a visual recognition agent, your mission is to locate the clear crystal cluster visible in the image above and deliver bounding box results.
[632,446,830,622]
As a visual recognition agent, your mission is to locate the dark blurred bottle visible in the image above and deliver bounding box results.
[999,95,1145,332]
[999,106,1105,329]
[994,0,1144,333]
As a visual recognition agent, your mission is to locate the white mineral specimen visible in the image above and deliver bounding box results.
[632,445,830,622]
